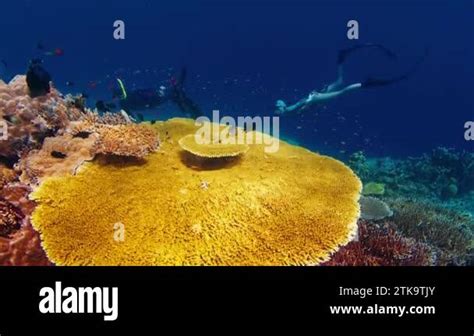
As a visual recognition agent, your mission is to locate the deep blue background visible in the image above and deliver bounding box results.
[0,0,472,157]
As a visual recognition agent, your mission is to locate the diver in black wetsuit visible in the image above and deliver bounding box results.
[276,44,428,114]
[106,68,202,119]
[26,59,51,98]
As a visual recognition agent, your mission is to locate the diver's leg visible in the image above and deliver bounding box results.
[325,65,344,93]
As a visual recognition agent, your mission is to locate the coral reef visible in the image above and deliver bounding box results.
[93,124,159,158]
[0,164,17,186]
[0,75,160,266]
[179,134,249,158]
[68,110,132,136]
[362,182,385,196]
[326,197,474,266]
[0,221,53,266]
[388,198,473,265]
[350,147,474,200]
[348,151,370,181]
[323,220,434,266]
[31,118,362,266]
[18,133,97,186]
[359,196,393,221]
[0,199,23,237]
[0,76,83,159]
[0,183,51,265]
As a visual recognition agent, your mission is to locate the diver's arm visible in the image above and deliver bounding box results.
[276,91,318,114]
[276,83,362,115]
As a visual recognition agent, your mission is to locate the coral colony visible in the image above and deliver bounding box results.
[0,75,473,266]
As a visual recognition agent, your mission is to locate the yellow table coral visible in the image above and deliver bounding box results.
[178,134,249,158]
[31,118,362,266]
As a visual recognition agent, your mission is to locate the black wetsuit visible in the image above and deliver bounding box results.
[114,68,202,119]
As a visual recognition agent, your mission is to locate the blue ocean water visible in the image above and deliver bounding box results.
[0,0,472,157]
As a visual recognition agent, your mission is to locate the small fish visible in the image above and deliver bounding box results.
[66,81,75,87]
[43,47,64,57]
[88,81,98,89]
[51,151,67,159]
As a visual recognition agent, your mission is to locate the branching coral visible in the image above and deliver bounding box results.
[323,220,434,266]
[31,118,362,266]
[68,110,132,136]
[388,198,473,265]
[93,124,159,158]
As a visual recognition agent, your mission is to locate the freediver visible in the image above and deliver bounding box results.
[101,67,202,119]
[276,44,428,114]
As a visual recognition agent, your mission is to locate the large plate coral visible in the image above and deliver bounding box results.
[31,118,362,266]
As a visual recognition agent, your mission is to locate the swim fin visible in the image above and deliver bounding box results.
[338,43,397,65]
[362,47,429,88]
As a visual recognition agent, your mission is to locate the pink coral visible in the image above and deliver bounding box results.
[0,76,83,158]
[323,220,434,266]
[18,133,97,186]
[0,220,52,266]
[0,198,23,237]
[0,183,52,266]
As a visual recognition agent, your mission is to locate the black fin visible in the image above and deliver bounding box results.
[338,43,397,65]
[362,48,429,88]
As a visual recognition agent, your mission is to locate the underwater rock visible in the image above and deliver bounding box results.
[31,118,362,266]
[359,196,393,221]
